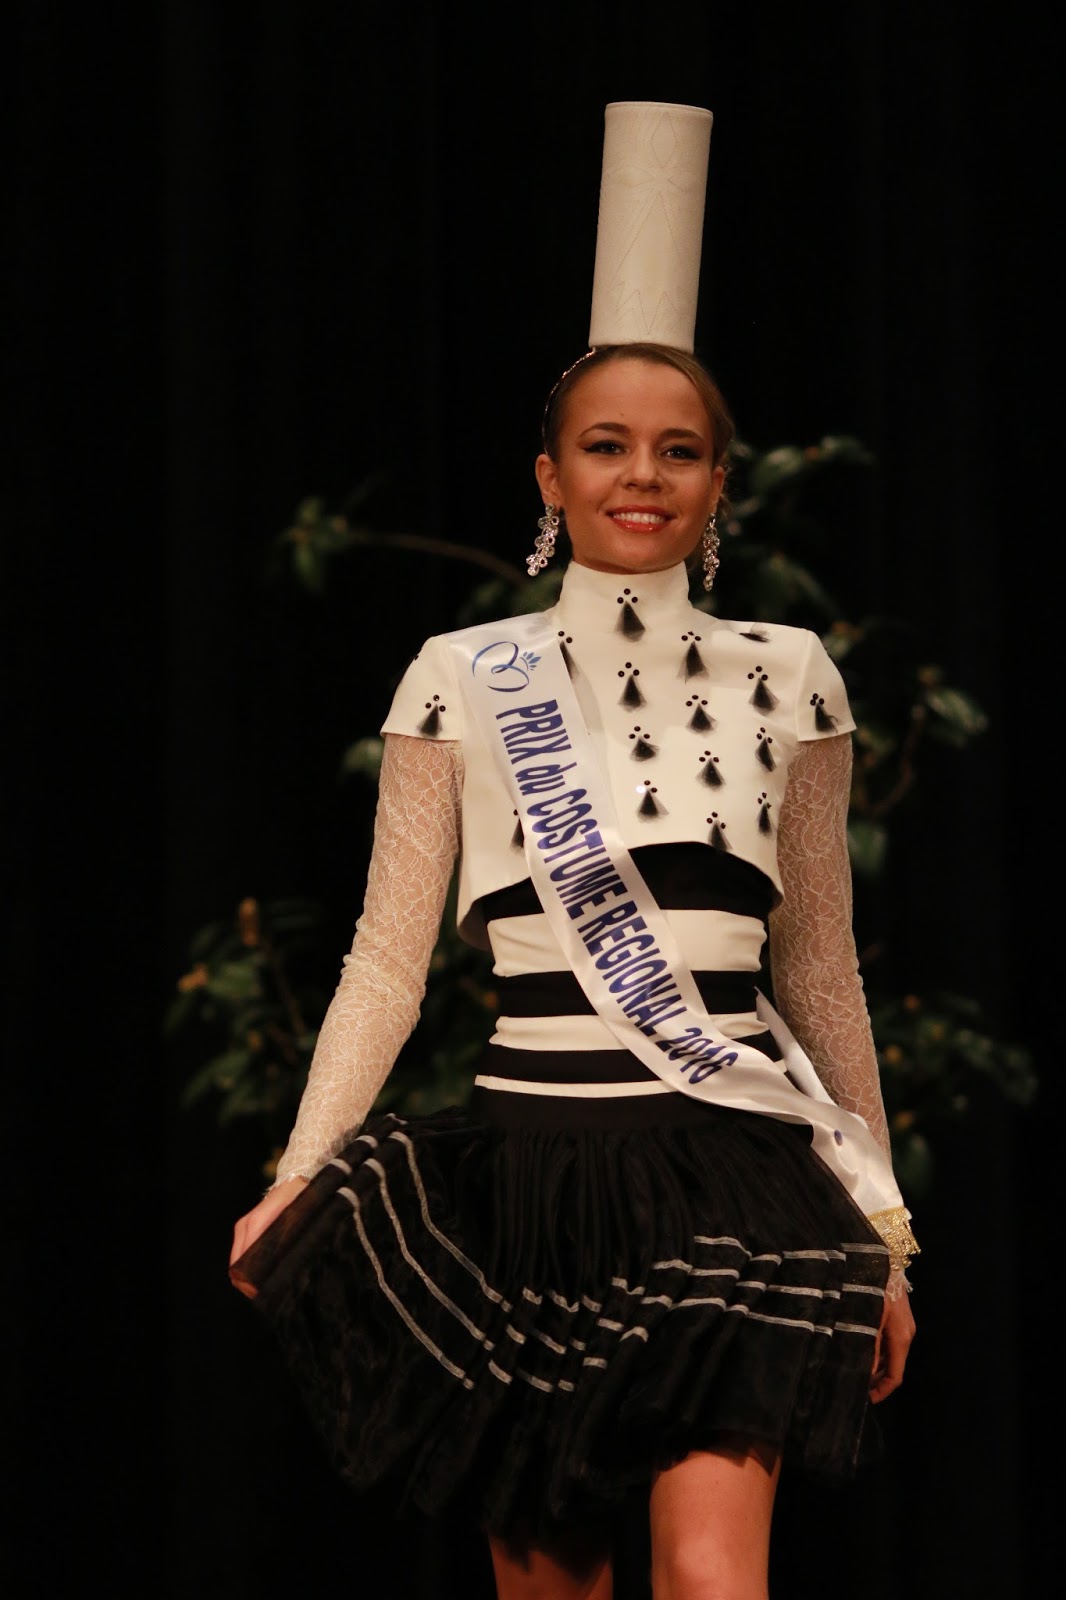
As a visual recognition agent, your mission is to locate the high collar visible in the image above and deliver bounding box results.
[554,560,694,634]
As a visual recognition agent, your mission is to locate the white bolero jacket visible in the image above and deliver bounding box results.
[380,560,856,949]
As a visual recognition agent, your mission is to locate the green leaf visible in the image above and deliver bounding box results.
[341,735,384,780]
[294,495,325,526]
[890,1129,934,1199]
[821,627,858,666]
[206,959,263,1004]
[259,901,324,933]
[162,988,205,1036]
[847,818,888,877]
[850,722,902,771]
[314,518,359,554]
[179,1047,254,1108]
[749,446,809,495]
[814,435,876,468]
[188,920,236,961]
[217,1077,279,1126]
[922,684,989,739]
[292,540,326,594]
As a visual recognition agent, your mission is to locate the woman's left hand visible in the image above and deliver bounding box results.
[869,1285,916,1403]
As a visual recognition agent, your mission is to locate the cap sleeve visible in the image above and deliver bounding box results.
[794,628,856,743]
[379,632,465,742]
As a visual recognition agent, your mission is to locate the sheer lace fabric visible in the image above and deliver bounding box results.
[769,735,891,1158]
[769,733,907,1298]
[273,728,904,1293]
[273,735,461,1185]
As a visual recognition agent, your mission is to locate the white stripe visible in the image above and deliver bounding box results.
[489,1010,769,1053]
[784,1248,847,1262]
[339,1186,474,1388]
[518,1369,555,1394]
[486,909,768,979]
[375,1134,629,1366]
[389,1130,513,1311]
[743,1309,823,1334]
[474,1074,672,1097]
[530,1329,568,1355]
[361,1159,495,1347]
[773,1283,842,1301]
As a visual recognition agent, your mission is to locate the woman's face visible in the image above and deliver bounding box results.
[535,357,724,576]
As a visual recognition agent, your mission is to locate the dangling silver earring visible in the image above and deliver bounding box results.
[527,504,560,576]
[701,512,720,592]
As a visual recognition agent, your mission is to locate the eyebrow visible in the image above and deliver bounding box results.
[577,422,705,440]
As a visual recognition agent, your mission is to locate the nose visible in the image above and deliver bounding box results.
[625,445,661,487]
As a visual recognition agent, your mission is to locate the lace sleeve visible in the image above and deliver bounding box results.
[272,734,462,1186]
[769,733,915,1294]
[769,733,890,1154]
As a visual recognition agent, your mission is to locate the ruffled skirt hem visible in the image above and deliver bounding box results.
[231,1098,889,1542]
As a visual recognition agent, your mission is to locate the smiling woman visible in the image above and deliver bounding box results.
[535,343,732,578]
[227,103,918,1600]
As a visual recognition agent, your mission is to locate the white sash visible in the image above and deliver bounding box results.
[447,611,903,1219]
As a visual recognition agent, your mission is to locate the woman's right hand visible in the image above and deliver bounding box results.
[228,1174,309,1299]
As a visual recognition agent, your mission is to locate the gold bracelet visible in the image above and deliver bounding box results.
[867,1206,921,1274]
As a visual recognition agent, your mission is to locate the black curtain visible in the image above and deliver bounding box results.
[8,4,1054,1596]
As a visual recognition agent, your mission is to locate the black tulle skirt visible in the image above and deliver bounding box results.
[230,1087,889,1547]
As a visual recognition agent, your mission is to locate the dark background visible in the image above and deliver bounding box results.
[6,4,1055,1596]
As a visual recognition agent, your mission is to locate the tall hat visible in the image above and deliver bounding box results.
[587,101,713,354]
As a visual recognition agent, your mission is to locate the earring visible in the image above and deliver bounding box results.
[527,504,560,576]
[701,513,720,592]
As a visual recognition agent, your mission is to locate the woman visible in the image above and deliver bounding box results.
[230,341,917,1600]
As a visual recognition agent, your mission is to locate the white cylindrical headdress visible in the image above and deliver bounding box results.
[588,101,713,354]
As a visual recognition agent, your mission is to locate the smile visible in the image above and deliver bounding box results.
[608,511,670,528]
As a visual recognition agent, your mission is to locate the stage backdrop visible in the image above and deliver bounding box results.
[7,4,1054,1596]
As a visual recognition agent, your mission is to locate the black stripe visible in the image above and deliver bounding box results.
[477,841,774,926]
[495,969,761,1018]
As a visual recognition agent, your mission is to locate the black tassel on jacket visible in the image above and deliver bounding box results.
[638,784,664,818]
[616,593,645,639]
[681,633,707,679]
[810,693,838,732]
[418,697,445,735]
[619,665,645,708]
[686,698,715,733]
[707,813,731,850]
[748,669,779,712]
